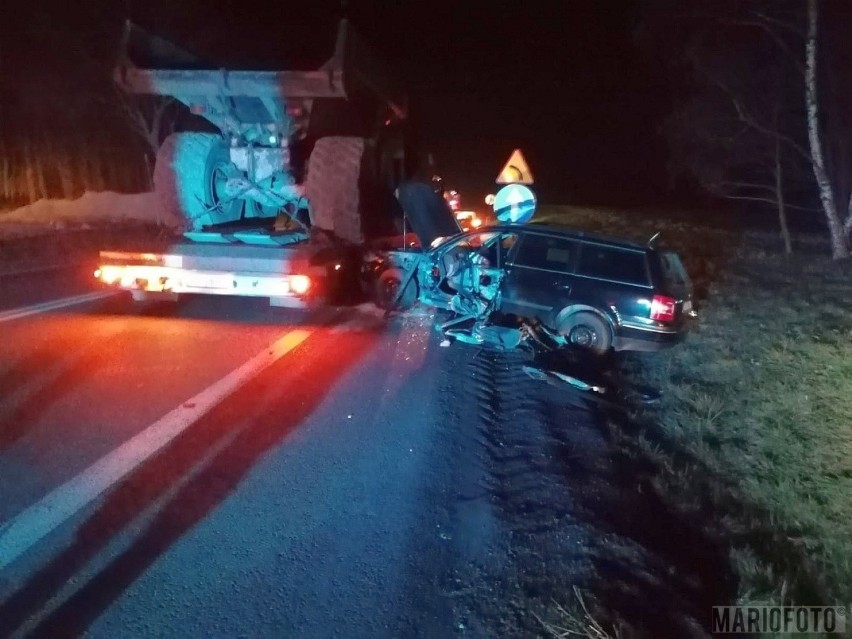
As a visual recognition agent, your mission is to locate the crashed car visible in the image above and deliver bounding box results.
[381,183,695,355]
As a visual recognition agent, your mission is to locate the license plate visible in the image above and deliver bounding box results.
[683,300,693,312]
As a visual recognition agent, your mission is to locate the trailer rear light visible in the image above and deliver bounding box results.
[97,266,122,284]
[290,274,311,295]
[650,295,676,322]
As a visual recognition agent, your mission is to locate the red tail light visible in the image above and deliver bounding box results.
[650,295,676,322]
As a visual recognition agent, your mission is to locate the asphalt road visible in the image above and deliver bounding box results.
[0,267,626,639]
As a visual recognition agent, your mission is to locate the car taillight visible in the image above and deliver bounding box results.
[650,295,676,322]
[290,274,311,295]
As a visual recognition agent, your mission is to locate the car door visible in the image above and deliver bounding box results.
[499,232,578,325]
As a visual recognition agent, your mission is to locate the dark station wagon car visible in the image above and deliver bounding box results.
[411,224,695,354]
[375,182,695,355]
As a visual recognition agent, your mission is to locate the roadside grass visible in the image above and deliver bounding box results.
[537,587,623,639]
[538,205,852,622]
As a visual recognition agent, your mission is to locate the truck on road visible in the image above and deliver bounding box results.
[97,18,455,308]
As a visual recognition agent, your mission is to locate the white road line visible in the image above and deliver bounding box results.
[0,291,116,324]
[0,261,88,278]
[0,327,312,570]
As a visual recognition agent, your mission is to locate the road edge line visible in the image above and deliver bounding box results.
[0,291,116,324]
[0,328,312,570]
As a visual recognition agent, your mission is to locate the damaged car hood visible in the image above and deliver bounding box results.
[395,181,462,248]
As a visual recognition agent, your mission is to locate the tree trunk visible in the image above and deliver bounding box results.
[1,152,10,202]
[775,137,792,255]
[24,142,40,204]
[58,152,75,199]
[805,0,849,259]
[143,152,154,190]
[34,140,48,201]
[845,191,852,239]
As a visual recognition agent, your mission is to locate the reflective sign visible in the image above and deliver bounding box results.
[496,149,534,185]
[493,184,536,223]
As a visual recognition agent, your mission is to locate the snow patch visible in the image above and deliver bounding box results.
[0,191,183,237]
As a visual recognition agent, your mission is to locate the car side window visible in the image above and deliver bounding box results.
[576,244,649,285]
[512,234,576,272]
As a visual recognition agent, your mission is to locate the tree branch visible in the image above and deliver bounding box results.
[784,202,823,212]
[688,59,812,163]
[729,97,813,163]
[716,14,806,77]
[718,180,777,194]
[717,193,778,205]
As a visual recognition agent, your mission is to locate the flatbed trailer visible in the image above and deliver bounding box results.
[95,231,424,309]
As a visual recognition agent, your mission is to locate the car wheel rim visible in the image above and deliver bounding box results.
[569,325,598,347]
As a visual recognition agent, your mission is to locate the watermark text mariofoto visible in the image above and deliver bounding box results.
[712,606,846,634]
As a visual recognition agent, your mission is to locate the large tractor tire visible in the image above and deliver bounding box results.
[154,132,243,229]
[304,136,368,244]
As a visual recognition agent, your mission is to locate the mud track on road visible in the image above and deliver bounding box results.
[434,347,736,638]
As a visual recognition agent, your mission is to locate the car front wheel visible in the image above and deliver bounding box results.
[375,268,418,310]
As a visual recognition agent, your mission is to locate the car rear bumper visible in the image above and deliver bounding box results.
[614,323,687,352]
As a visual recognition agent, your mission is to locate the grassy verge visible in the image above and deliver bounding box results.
[539,205,852,614]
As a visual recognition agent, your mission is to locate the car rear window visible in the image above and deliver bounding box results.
[576,244,649,286]
[513,234,576,272]
[658,250,691,289]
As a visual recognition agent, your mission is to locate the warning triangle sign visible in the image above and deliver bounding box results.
[496,149,534,185]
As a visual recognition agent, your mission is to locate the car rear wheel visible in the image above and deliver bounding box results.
[559,311,612,355]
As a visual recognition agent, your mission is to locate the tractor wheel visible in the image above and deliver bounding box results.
[154,132,243,229]
[304,136,367,244]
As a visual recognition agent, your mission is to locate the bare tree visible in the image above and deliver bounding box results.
[648,0,852,258]
[662,17,810,254]
[116,92,177,160]
[805,0,849,258]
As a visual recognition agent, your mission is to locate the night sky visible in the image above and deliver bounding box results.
[136,0,673,207]
[6,0,678,209]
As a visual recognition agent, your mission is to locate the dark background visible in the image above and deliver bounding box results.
[136,0,678,209]
[2,0,683,211]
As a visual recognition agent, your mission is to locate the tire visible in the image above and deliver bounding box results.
[154,132,243,229]
[304,136,367,244]
[558,311,612,355]
[375,268,418,310]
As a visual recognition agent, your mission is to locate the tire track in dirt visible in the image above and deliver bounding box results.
[435,340,738,638]
[440,347,596,638]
